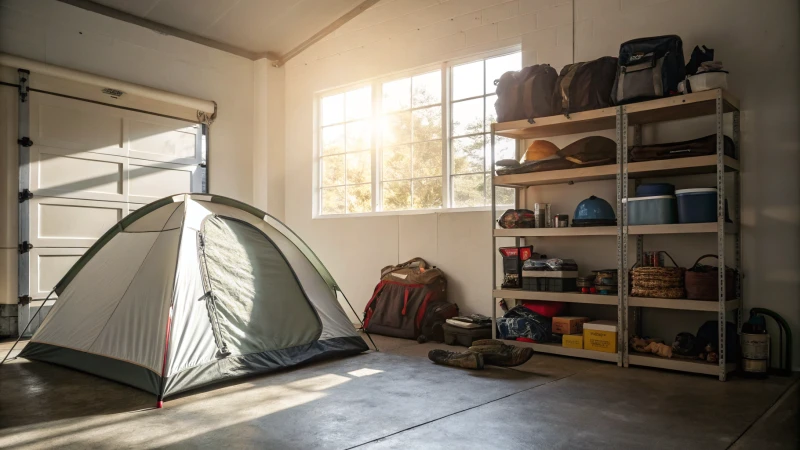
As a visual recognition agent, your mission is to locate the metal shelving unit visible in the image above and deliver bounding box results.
[490,89,741,379]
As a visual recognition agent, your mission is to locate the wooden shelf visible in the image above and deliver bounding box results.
[491,89,739,140]
[626,222,737,235]
[493,289,617,306]
[627,155,739,178]
[492,106,617,139]
[494,156,738,188]
[625,89,739,125]
[512,340,619,363]
[629,353,736,376]
[494,227,617,237]
[629,297,740,312]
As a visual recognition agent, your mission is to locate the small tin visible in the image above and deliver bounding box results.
[545,204,552,228]
[554,214,569,228]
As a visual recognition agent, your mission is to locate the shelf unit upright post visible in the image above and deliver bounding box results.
[615,105,625,368]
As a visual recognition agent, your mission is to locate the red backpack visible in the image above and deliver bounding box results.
[363,258,457,342]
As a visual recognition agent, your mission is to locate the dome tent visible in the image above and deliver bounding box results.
[19,194,369,403]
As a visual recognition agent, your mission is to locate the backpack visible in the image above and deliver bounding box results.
[494,64,558,123]
[612,35,686,105]
[551,56,618,116]
[363,258,456,341]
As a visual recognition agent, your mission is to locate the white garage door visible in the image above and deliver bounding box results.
[21,92,204,304]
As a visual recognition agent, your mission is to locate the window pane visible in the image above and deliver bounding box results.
[485,53,521,94]
[347,183,372,213]
[381,111,412,146]
[487,175,515,206]
[321,125,344,156]
[321,187,345,214]
[412,106,441,142]
[321,155,345,187]
[345,87,371,121]
[452,60,483,100]
[452,98,484,136]
[412,177,442,209]
[382,78,411,113]
[321,94,344,126]
[412,141,442,178]
[412,71,441,107]
[346,120,371,152]
[485,95,498,130]
[383,145,411,181]
[487,135,517,171]
[452,135,485,175]
[346,152,371,184]
[383,180,411,211]
[452,173,485,207]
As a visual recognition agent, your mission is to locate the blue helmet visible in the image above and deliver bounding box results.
[573,196,616,222]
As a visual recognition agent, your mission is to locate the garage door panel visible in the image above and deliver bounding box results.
[29,248,85,299]
[129,160,195,204]
[32,198,128,247]
[32,147,127,202]
[31,94,125,157]
[127,118,200,164]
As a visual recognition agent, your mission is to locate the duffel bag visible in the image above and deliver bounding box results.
[613,35,685,105]
[363,257,454,340]
[494,64,558,123]
[630,134,735,162]
[552,56,618,116]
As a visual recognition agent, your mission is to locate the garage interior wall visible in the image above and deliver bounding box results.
[0,0,255,324]
[276,0,800,368]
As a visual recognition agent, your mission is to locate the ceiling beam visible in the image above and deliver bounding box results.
[263,0,381,67]
[57,0,263,61]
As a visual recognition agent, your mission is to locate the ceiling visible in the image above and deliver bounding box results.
[82,0,368,59]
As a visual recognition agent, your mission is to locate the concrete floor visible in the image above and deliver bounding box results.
[0,335,797,449]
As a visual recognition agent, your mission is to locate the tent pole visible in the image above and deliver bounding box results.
[338,287,379,352]
[1,288,56,364]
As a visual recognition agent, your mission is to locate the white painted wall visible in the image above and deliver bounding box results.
[277,0,800,367]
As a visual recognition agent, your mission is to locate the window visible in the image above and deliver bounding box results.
[317,50,521,216]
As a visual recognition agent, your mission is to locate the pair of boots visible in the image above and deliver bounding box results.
[428,340,534,370]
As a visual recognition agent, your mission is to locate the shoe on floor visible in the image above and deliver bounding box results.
[469,341,534,367]
[428,349,485,370]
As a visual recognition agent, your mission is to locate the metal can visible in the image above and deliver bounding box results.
[533,203,546,228]
[545,204,552,228]
[554,214,569,228]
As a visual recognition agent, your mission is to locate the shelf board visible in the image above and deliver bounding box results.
[626,222,737,235]
[512,340,619,363]
[629,353,736,376]
[629,297,740,312]
[490,89,739,140]
[492,106,617,139]
[625,89,739,125]
[493,289,617,305]
[494,227,617,237]
[627,155,739,178]
[493,156,738,188]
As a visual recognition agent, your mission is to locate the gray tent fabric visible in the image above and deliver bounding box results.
[19,194,368,401]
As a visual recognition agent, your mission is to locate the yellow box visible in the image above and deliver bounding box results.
[562,334,583,349]
[583,320,617,353]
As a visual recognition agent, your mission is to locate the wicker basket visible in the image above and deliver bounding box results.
[630,251,685,299]
[685,254,737,300]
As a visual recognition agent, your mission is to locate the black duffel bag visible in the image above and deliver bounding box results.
[612,35,685,105]
[551,56,618,117]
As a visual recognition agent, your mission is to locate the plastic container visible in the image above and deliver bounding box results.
[635,183,675,197]
[676,188,717,223]
[623,195,678,225]
[522,278,578,292]
[687,72,728,92]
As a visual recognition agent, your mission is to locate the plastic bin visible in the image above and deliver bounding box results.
[522,277,578,292]
[623,195,678,225]
[676,188,717,223]
[635,183,675,197]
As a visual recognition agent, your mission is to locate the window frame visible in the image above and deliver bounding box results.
[314,46,521,219]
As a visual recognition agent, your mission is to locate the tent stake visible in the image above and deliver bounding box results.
[1,288,56,364]
[338,287,379,352]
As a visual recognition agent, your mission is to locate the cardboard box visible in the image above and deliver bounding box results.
[562,334,583,349]
[551,316,590,335]
[583,320,618,353]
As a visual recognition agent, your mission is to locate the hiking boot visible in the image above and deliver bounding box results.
[428,349,484,370]
[469,341,534,367]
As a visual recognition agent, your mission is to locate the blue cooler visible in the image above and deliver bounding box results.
[624,196,678,225]
[676,188,717,223]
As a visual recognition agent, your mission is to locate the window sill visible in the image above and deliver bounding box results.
[313,205,512,220]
